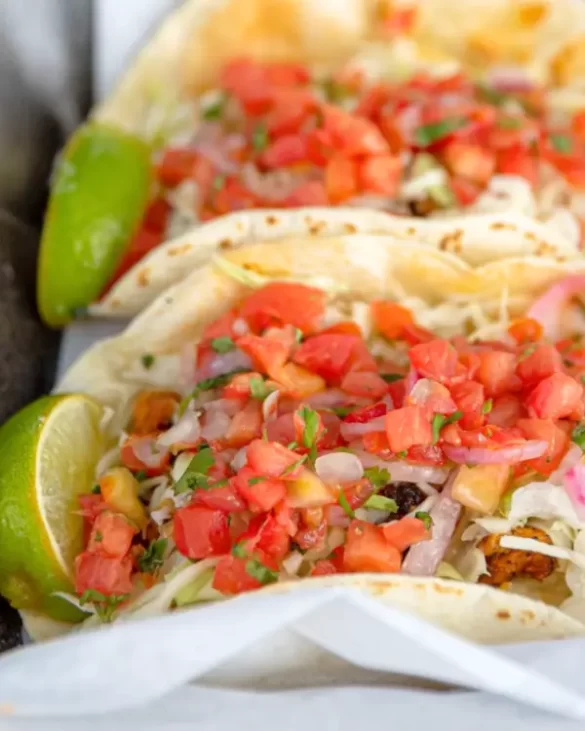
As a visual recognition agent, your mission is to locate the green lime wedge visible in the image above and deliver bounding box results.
[0,394,105,622]
[37,123,152,327]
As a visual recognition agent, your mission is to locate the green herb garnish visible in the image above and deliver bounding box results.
[138,538,168,573]
[299,406,321,463]
[572,423,585,450]
[281,455,307,476]
[550,133,573,154]
[481,399,493,415]
[79,590,129,623]
[414,117,467,147]
[497,116,522,129]
[415,511,433,530]
[245,558,278,585]
[294,328,303,343]
[287,441,298,450]
[431,411,463,443]
[321,78,350,103]
[251,122,269,152]
[248,476,265,486]
[249,376,272,401]
[381,373,403,383]
[331,406,355,418]
[232,542,247,558]
[93,530,103,543]
[174,448,215,493]
[135,470,148,482]
[202,95,225,121]
[338,491,355,518]
[364,495,398,512]
[141,353,155,369]
[211,337,235,353]
[212,174,226,191]
[363,466,391,492]
[397,450,407,458]
[179,368,249,414]
[91,484,101,494]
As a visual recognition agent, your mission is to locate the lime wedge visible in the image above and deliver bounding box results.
[37,123,152,327]
[0,394,105,622]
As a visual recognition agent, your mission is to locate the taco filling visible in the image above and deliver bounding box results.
[106,54,585,291]
[67,277,585,625]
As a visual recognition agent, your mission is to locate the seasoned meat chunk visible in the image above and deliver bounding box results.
[478,526,557,587]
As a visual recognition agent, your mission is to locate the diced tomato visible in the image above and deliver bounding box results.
[343,521,401,573]
[120,435,170,476]
[192,482,247,512]
[358,155,402,196]
[246,439,303,478]
[79,494,108,523]
[355,84,391,120]
[382,516,430,552]
[449,380,485,429]
[104,226,165,291]
[142,197,171,232]
[219,58,272,114]
[284,180,329,206]
[385,405,433,452]
[371,301,415,339]
[240,282,326,335]
[362,430,393,456]
[222,371,264,400]
[274,500,300,536]
[325,155,358,203]
[344,402,388,424]
[212,555,262,595]
[386,377,406,409]
[517,418,570,476]
[487,394,525,428]
[407,443,446,466]
[275,362,326,398]
[572,112,585,144]
[87,511,136,558]
[341,370,388,399]
[380,6,418,34]
[192,155,216,197]
[442,142,495,185]
[265,62,311,87]
[319,321,362,337]
[293,334,358,382]
[400,324,436,347]
[237,334,290,377]
[517,344,563,386]
[321,104,390,157]
[525,372,583,420]
[407,378,458,417]
[224,399,262,447]
[409,340,458,383]
[213,177,259,215]
[252,514,291,560]
[476,350,520,396]
[548,152,585,189]
[348,339,378,373]
[311,559,338,576]
[261,134,309,168]
[156,148,198,187]
[201,310,238,343]
[450,176,482,206]
[233,466,286,512]
[266,89,315,135]
[173,505,231,559]
[508,317,543,344]
[497,146,538,187]
[74,552,133,596]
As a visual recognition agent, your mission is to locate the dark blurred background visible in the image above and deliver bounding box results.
[0,0,92,650]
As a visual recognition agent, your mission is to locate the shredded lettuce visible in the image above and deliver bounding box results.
[507,482,585,529]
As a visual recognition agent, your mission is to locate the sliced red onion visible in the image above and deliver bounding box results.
[564,462,585,519]
[230,447,248,471]
[340,416,387,441]
[180,343,197,387]
[240,163,302,202]
[402,472,461,576]
[550,443,583,485]
[232,317,249,336]
[355,450,449,484]
[485,67,535,93]
[315,452,364,484]
[325,504,351,528]
[443,440,547,465]
[382,394,394,410]
[306,389,366,409]
[404,365,419,397]
[282,551,304,576]
[131,437,169,470]
[527,275,585,340]
[201,410,232,441]
[192,141,238,174]
[408,378,457,414]
[204,398,242,418]
[156,411,201,448]
[262,390,280,422]
[195,349,253,382]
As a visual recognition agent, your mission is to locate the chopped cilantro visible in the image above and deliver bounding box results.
[245,558,278,584]
[431,411,463,443]
[414,117,467,147]
[249,376,272,400]
[321,78,350,103]
[581,375,585,385]
[481,399,493,415]
[248,476,265,486]
[202,95,225,121]
[363,466,391,492]
[287,441,298,450]
[415,511,433,530]
[381,373,403,383]
[281,454,307,477]
[518,345,536,362]
[141,353,155,369]
[549,133,573,154]
[397,450,407,458]
[294,328,303,343]
[179,368,249,414]
[572,423,585,450]
[332,406,355,417]
[174,448,215,493]
[299,406,321,463]
[135,470,147,482]
[91,484,101,494]
[262,425,269,441]
[476,84,509,106]
[138,538,168,573]
[364,494,398,512]
[212,174,226,191]
[211,337,235,353]
[338,490,355,518]
[93,530,103,543]
[251,122,269,152]
[79,590,129,623]
[232,542,247,558]
[497,116,522,129]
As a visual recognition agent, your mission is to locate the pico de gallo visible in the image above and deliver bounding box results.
[106,54,585,291]
[67,276,585,624]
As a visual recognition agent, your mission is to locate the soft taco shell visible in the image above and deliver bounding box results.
[44,237,585,643]
[83,0,585,317]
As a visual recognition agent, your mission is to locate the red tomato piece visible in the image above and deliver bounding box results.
[311,559,338,576]
[450,176,482,206]
[261,134,309,168]
[525,372,583,420]
[246,439,303,478]
[233,467,287,512]
[358,155,402,196]
[156,148,198,187]
[362,431,393,456]
[224,399,262,447]
[370,301,415,340]
[385,406,433,452]
[173,505,231,559]
[407,378,458,416]
[343,521,401,573]
[265,62,311,87]
[237,334,290,377]
[382,516,430,552]
[409,340,458,383]
[87,511,137,558]
[283,180,328,206]
[74,552,133,596]
[355,84,391,120]
[341,370,388,399]
[449,380,485,429]
[293,334,359,382]
[240,282,326,335]
[104,226,164,291]
[213,177,259,215]
[192,482,247,512]
[516,344,563,386]
[275,362,327,398]
[322,104,390,157]
[219,58,272,114]
[476,350,520,397]
[319,321,362,337]
[344,402,388,424]
[508,317,543,344]
[497,146,538,187]
[119,435,170,476]
[325,155,358,203]
[250,515,291,560]
[78,494,108,523]
[212,555,262,595]
[487,394,525,428]
[442,142,496,185]
[201,309,238,343]
[517,418,570,476]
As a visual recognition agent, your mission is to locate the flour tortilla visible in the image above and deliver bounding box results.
[25,236,583,643]
[80,0,585,317]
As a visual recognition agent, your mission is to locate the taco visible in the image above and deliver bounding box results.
[9,237,585,644]
[38,0,585,325]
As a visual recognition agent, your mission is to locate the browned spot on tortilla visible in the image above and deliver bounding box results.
[432,583,464,596]
[310,221,326,235]
[535,241,557,257]
[497,609,511,620]
[167,244,193,257]
[406,227,417,235]
[524,231,537,243]
[236,222,245,232]
[137,268,150,287]
[521,609,536,621]
[304,215,313,225]
[344,222,357,234]
[110,298,121,308]
[219,238,234,250]
[266,215,278,226]
[490,222,516,232]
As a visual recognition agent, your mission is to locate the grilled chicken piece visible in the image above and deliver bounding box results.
[478,526,557,586]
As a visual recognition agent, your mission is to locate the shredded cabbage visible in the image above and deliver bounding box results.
[507,482,585,529]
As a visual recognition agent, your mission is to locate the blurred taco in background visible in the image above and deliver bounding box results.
[9,236,585,643]
[37,0,585,325]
